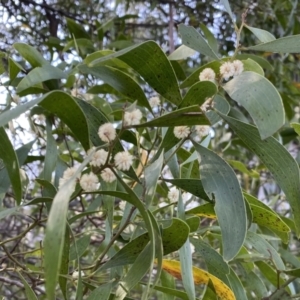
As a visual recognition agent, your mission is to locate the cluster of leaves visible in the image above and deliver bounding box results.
[1,1,300,299]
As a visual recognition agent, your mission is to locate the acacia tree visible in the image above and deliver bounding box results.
[1,0,300,299]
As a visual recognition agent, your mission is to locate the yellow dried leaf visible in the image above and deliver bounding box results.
[161,259,235,300]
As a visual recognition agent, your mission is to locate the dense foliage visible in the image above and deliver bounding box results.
[1,0,300,299]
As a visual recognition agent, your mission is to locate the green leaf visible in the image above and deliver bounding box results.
[220,0,235,23]
[0,207,19,219]
[0,91,90,151]
[179,81,217,108]
[250,204,290,233]
[44,154,93,300]
[9,58,24,81]
[86,283,113,300]
[291,122,300,135]
[205,95,230,125]
[78,65,151,111]
[236,54,274,70]
[42,119,58,181]
[144,151,164,206]
[163,178,210,202]
[14,43,49,67]
[0,127,22,204]
[227,267,247,300]
[190,238,229,285]
[59,226,70,300]
[245,25,276,43]
[193,142,247,261]
[145,284,189,300]
[178,24,219,60]
[69,234,91,260]
[199,24,219,55]
[115,243,153,300]
[223,71,284,139]
[246,231,285,270]
[16,140,35,165]
[227,160,259,178]
[0,97,42,128]
[247,34,300,53]
[17,65,66,93]
[168,45,196,60]
[135,105,209,128]
[186,203,216,218]
[242,58,264,76]
[40,91,90,151]
[244,271,268,299]
[283,268,300,278]
[89,41,182,105]
[99,218,189,270]
[66,18,90,39]
[221,114,300,236]
[255,261,286,288]
[17,271,38,300]
[185,216,200,232]
[179,239,196,300]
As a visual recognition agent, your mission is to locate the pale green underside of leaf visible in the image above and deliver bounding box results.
[193,142,247,261]
[223,71,284,139]
[178,24,219,60]
[220,114,300,236]
[247,34,300,53]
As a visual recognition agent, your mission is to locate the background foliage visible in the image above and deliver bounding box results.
[1,0,300,299]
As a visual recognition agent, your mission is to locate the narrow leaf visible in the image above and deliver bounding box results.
[99,218,189,270]
[14,43,48,67]
[17,65,66,93]
[163,178,210,202]
[220,0,235,22]
[221,114,300,236]
[247,231,285,270]
[191,238,230,285]
[44,154,93,300]
[193,142,246,261]
[186,203,216,218]
[78,65,151,110]
[179,81,217,108]
[178,24,219,60]
[245,25,276,43]
[17,271,38,300]
[168,45,196,60]
[247,34,300,53]
[0,127,22,204]
[40,91,90,151]
[227,268,247,300]
[89,41,182,105]
[223,71,284,139]
[135,105,209,128]
[250,204,290,233]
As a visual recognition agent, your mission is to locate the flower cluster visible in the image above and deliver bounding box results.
[220,60,243,80]
[195,125,210,138]
[199,68,216,82]
[114,151,134,171]
[59,166,78,190]
[80,172,99,192]
[173,126,190,139]
[168,187,179,202]
[90,148,108,167]
[124,109,143,126]
[101,168,116,183]
[149,96,160,107]
[98,123,116,143]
